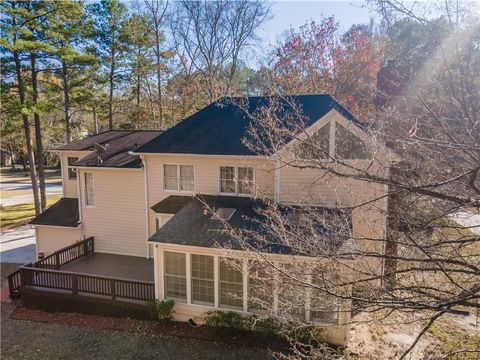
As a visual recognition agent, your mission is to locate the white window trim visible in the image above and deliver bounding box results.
[83,172,95,208]
[163,163,196,193]
[161,250,341,325]
[67,157,79,181]
[218,165,255,197]
[164,251,188,303]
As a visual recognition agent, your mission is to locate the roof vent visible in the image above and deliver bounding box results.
[210,208,236,221]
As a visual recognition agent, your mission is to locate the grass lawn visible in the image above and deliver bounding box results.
[0,195,62,229]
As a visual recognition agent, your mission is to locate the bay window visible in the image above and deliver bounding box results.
[163,164,194,192]
[219,166,253,195]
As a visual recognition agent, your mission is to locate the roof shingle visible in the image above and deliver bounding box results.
[29,198,80,228]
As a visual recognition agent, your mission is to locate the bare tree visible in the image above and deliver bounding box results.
[171,0,270,103]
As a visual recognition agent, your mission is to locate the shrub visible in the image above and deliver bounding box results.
[205,310,245,330]
[146,299,175,321]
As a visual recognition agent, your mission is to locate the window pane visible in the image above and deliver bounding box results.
[164,165,178,191]
[297,123,330,159]
[248,261,274,313]
[219,259,243,309]
[179,165,194,191]
[237,167,253,194]
[84,173,95,206]
[277,265,306,320]
[335,123,371,160]
[164,252,186,301]
[191,254,214,305]
[67,157,78,180]
[220,166,235,193]
[309,270,340,324]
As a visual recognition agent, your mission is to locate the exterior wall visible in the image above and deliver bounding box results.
[78,168,148,257]
[144,155,276,237]
[153,243,351,346]
[35,226,82,256]
[58,150,91,198]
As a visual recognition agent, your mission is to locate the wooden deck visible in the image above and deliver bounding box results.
[62,253,154,282]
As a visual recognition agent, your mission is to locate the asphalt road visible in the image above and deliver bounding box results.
[0,181,62,207]
[0,225,36,264]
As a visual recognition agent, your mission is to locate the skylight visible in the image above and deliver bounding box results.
[211,208,236,221]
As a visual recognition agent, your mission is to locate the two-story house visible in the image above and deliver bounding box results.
[27,95,391,345]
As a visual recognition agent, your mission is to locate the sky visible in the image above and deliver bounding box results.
[251,0,375,66]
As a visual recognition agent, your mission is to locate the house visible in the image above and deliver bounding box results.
[24,95,391,346]
[0,148,12,167]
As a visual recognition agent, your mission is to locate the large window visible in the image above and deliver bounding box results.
[335,123,371,160]
[84,172,95,207]
[164,251,187,301]
[277,265,306,320]
[247,261,274,313]
[309,272,340,324]
[219,259,243,310]
[297,123,330,159]
[67,157,78,180]
[219,166,253,195]
[164,164,194,192]
[191,254,214,305]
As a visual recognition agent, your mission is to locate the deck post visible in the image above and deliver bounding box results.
[110,279,116,300]
[72,274,78,296]
[55,253,60,269]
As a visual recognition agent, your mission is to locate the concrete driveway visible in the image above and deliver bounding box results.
[0,225,36,264]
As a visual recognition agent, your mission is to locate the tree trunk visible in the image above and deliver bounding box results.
[108,49,115,130]
[13,50,40,216]
[61,61,72,143]
[31,52,47,212]
[155,38,163,130]
[93,106,99,134]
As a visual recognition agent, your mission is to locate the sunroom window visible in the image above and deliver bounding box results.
[219,259,243,310]
[191,254,214,305]
[164,251,187,301]
[247,261,274,313]
[309,272,339,324]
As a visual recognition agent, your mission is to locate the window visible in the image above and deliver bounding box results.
[310,272,339,324]
[219,166,253,195]
[84,172,95,207]
[247,261,274,313]
[335,123,371,160]
[191,254,214,305]
[164,251,186,301]
[67,157,78,180]
[219,259,243,310]
[277,264,306,320]
[163,164,194,192]
[297,123,330,159]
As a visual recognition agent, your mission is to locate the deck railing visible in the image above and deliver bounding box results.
[20,267,155,302]
[7,236,154,303]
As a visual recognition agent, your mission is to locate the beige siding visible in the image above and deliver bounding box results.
[59,150,91,198]
[145,155,275,236]
[36,226,82,256]
[79,168,147,257]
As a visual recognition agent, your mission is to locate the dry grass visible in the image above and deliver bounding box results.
[0,195,62,228]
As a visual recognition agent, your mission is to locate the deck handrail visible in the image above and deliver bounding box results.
[7,237,94,298]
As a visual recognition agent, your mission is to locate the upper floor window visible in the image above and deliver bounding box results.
[297,123,330,160]
[219,166,253,195]
[67,157,78,180]
[335,123,371,160]
[84,172,95,207]
[164,164,194,192]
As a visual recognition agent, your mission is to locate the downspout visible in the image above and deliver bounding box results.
[141,155,150,258]
[75,168,84,239]
[274,159,280,203]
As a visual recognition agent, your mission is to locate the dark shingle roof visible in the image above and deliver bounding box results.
[151,195,194,214]
[57,130,163,168]
[136,95,361,156]
[149,194,351,255]
[29,198,79,228]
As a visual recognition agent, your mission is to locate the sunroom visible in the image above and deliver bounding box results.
[148,194,353,344]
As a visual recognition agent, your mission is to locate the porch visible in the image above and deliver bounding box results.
[8,237,155,304]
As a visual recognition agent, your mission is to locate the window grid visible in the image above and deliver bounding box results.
[219,166,253,195]
[84,172,95,207]
[219,259,243,309]
[191,255,214,305]
[163,164,194,192]
[164,252,187,300]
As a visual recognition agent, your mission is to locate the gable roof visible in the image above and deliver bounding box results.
[29,198,79,228]
[56,130,163,168]
[135,95,361,156]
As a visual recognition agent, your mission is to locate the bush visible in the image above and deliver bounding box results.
[205,310,245,330]
[146,299,175,321]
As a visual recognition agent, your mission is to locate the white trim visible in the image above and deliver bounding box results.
[130,151,265,159]
[74,166,142,171]
[153,247,159,298]
[214,255,219,308]
[142,156,150,258]
[242,258,248,312]
[274,159,280,203]
[32,224,82,230]
[76,170,83,230]
[186,252,192,304]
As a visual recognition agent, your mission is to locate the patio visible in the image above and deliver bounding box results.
[62,253,154,282]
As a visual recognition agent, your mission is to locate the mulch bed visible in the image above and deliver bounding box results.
[10,304,288,351]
